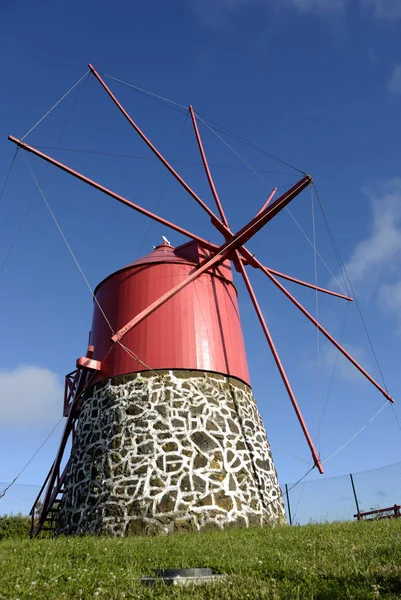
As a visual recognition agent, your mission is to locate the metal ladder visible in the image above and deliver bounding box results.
[30,365,93,537]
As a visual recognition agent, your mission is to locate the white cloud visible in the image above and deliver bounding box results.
[323,343,370,383]
[340,179,401,285]
[188,0,345,26]
[387,64,401,95]
[378,280,401,332]
[340,178,401,333]
[361,0,401,19]
[0,365,63,428]
[188,0,401,25]
[288,0,346,12]
[188,0,253,27]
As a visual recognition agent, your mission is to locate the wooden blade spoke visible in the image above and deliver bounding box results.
[88,65,224,230]
[8,136,214,248]
[241,255,353,302]
[189,105,230,230]
[236,253,323,473]
[262,269,394,403]
[255,188,277,216]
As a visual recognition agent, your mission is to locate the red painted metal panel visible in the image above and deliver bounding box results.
[90,242,250,385]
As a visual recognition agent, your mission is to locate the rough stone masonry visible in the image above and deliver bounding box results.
[58,370,286,535]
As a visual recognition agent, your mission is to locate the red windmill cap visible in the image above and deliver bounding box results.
[126,241,196,269]
[94,240,234,295]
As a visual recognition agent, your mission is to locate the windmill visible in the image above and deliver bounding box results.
[8,65,394,536]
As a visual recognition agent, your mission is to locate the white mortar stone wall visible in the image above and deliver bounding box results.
[58,370,286,535]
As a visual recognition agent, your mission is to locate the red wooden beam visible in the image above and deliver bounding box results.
[256,189,277,216]
[260,267,394,403]
[241,256,353,302]
[8,136,215,249]
[236,254,323,473]
[88,64,225,233]
[189,105,230,229]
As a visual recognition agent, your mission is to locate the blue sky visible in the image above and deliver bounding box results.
[0,0,400,513]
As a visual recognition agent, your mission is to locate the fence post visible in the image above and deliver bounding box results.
[350,473,360,519]
[285,483,292,525]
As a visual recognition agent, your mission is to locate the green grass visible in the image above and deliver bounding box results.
[1,520,401,599]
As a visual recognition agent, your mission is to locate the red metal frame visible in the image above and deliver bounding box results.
[9,63,395,494]
[354,505,401,520]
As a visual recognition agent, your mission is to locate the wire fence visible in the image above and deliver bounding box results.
[0,482,40,517]
[284,460,401,525]
[1,461,400,525]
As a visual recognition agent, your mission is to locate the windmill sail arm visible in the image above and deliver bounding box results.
[88,64,224,231]
[241,254,353,301]
[255,189,278,216]
[262,268,394,404]
[189,105,230,229]
[8,136,216,249]
[236,253,324,473]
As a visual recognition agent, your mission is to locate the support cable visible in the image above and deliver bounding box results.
[19,155,170,377]
[313,184,389,391]
[391,405,401,432]
[0,149,18,207]
[102,72,188,111]
[0,344,115,501]
[322,401,389,465]
[311,186,322,455]
[291,462,313,524]
[0,417,64,501]
[195,113,348,296]
[97,70,305,176]
[317,301,350,440]
[20,154,114,335]
[269,444,309,464]
[284,207,348,296]
[1,79,89,280]
[195,111,306,175]
[195,113,276,192]
[137,111,189,256]
[22,71,90,141]
[34,146,296,176]
[314,186,401,436]
[0,196,34,280]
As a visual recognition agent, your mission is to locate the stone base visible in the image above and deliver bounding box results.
[58,370,286,535]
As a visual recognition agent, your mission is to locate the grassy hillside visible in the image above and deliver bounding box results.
[1,520,401,599]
